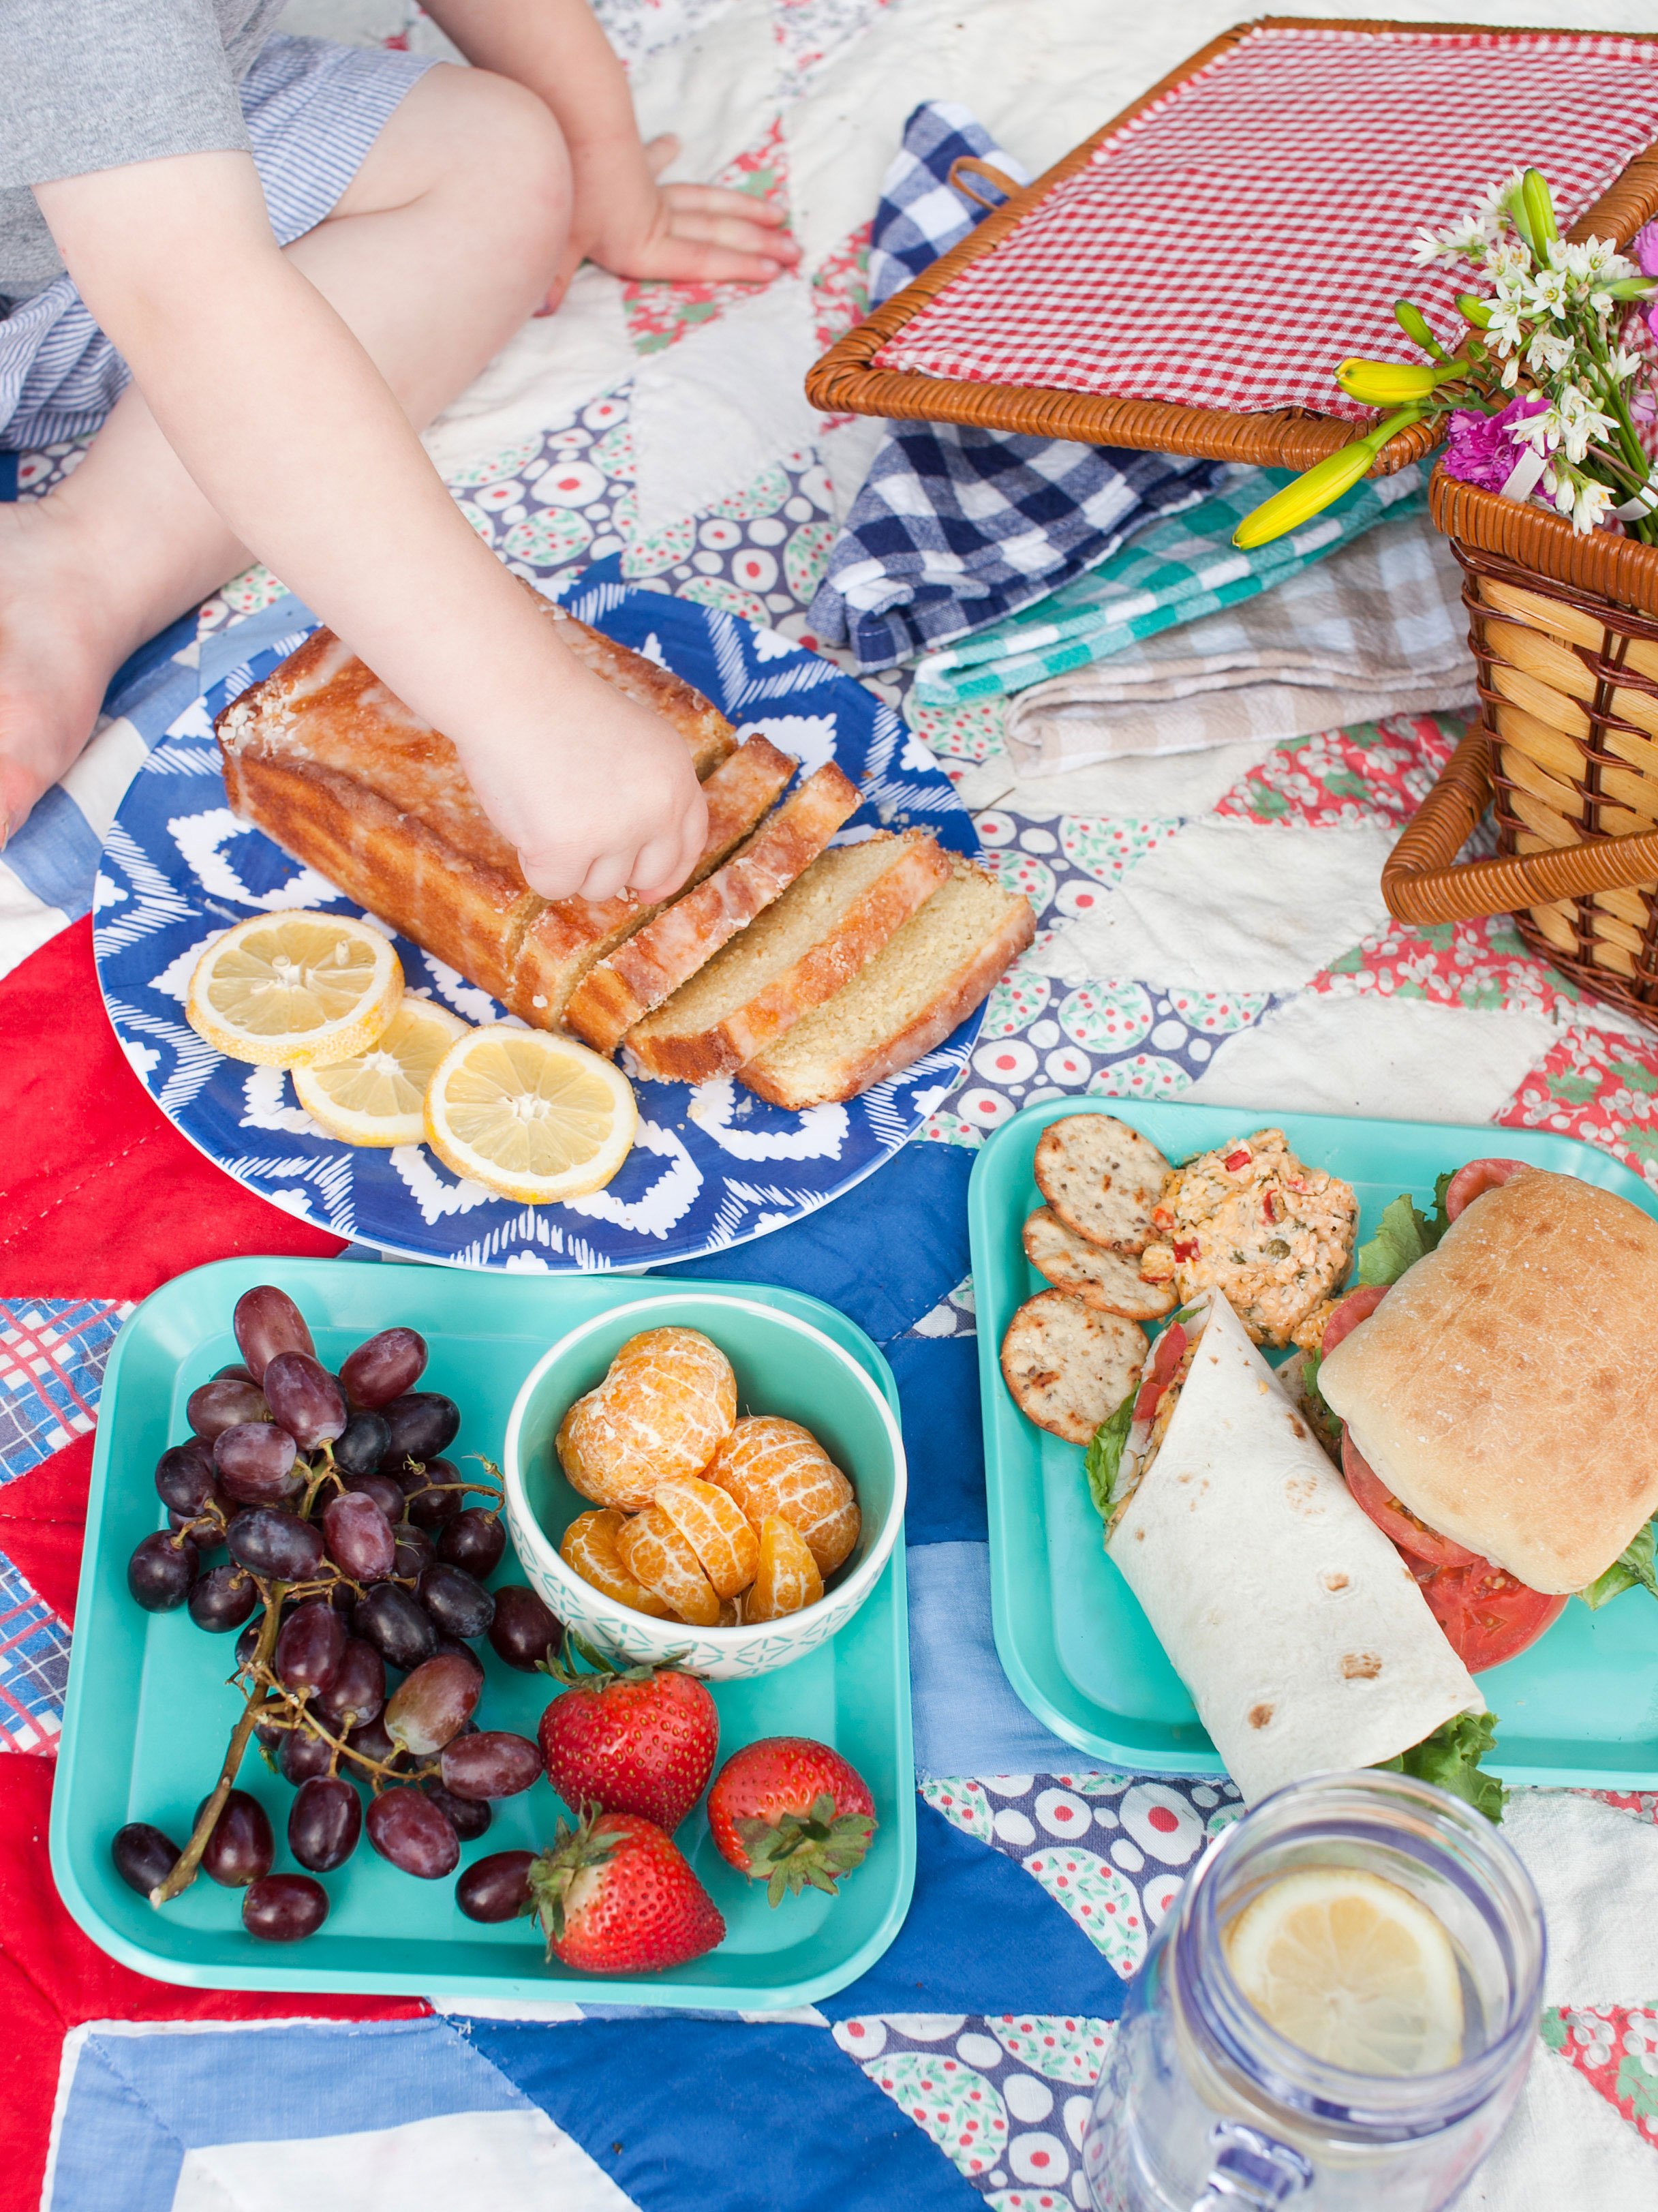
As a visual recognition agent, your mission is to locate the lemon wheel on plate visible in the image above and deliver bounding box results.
[186,912,403,1070]
[424,1025,637,1203]
[293,998,471,1147]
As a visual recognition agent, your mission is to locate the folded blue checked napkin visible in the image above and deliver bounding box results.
[808,102,1224,671]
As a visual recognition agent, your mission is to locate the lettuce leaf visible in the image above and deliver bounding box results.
[1354,1170,1456,1288]
[1083,1391,1136,1526]
[1378,1709,1507,1824]
[1580,1520,1658,1610]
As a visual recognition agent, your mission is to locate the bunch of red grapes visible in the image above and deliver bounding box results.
[114,1286,564,1941]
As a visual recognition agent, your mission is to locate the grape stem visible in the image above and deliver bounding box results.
[243,1663,437,1790]
[151,1579,289,1906]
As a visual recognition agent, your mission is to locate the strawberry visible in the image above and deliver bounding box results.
[706,1736,876,1906]
[527,1810,725,1975]
[537,1648,718,1832]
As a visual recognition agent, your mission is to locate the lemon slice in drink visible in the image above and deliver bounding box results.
[293,998,471,1147]
[186,912,403,1069]
[1223,1867,1464,2076]
[424,1025,637,1202]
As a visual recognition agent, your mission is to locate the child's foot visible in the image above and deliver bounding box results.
[0,499,138,847]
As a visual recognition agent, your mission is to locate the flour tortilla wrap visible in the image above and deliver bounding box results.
[1106,1292,1481,1804]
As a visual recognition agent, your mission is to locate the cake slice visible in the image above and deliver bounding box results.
[564,761,860,1052]
[500,734,795,1027]
[737,853,1035,1109]
[626,830,953,1083]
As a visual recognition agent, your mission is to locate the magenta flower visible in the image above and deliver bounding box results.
[1441,394,1549,494]
[1634,222,1658,278]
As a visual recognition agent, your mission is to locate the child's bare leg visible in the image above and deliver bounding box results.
[0,64,570,839]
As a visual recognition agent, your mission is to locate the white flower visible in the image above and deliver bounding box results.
[1571,478,1616,532]
[1556,385,1617,464]
[1473,171,1524,230]
[1501,355,1521,389]
[1608,346,1644,384]
[1486,292,1526,354]
[1589,288,1615,320]
[1487,239,1531,283]
[1526,329,1576,377]
[1511,407,1561,454]
[1439,217,1494,259]
[1410,228,1450,266]
[1524,267,1570,318]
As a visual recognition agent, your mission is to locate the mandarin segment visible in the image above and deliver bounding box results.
[559,1508,673,1619]
[653,1475,761,1600]
[703,1416,860,1573]
[557,1328,738,1513]
[614,1505,722,1628]
[746,1515,823,1622]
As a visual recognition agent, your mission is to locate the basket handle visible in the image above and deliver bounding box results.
[1383,725,1658,924]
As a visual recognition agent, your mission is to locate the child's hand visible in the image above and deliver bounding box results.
[544,133,799,308]
[457,671,710,905]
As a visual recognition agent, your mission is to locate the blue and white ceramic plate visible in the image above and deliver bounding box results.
[93,579,979,1271]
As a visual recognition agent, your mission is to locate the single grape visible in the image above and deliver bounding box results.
[279,1727,335,1785]
[170,1498,228,1549]
[340,1328,428,1410]
[197,1789,275,1887]
[154,1438,217,1514]
[215,1361,255,1382]
[316,1637,385,1732]
[437,1508,506,1579]
[127,1530,198,1611]
[112,1821,181,1897]
[345,1712,412,1778]
[400,1456,463,1531]
[432,1635,485,1678]
[322,1491,396,1582]
[275,1597,346,1697]
[423,1778,492,1843]
[215,1421,301,1506]
[487,1584,563,1673]
[238,1618,267,1670]
[418,1562,495,1642]
[333,1410,393,1478]
[438,1731,542,1802]
[188,1562,258,1633]
[379,1392,461,1470]
[262,1352,347,1453]
[187,1376,271,1441]
[243,1872,329,1942]
[457,1850,536,1924]
[366,1785,460,1879]
[393,1525,436,1582]
[233,1285,315,1382]
[340,1468,404,1522]
[228,1508,325,1582]
[289,1775,361,1873]
[354,1584,437,1671]
[384,1651,482,1755]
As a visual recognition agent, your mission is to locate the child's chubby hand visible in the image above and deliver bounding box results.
[457,672,710,907]
[544,132,799,308]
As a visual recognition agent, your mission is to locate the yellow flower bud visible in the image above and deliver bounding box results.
[1521,169,1559,249]
[1231,443,1379,550]
[1336,359,1443,405]
[1456,292,1493,329]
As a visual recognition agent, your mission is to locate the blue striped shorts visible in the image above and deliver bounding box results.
[0,35,437,452]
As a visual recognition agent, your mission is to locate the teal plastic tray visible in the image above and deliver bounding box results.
[52,1260,915,2007]
[970,1101,1658,1790]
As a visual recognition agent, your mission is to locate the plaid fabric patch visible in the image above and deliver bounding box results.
[809,102,1220,669]
[911,463,1428,706]
[0,1551,72,1753]
[0,1299,130,1486]
[877,25,1658,417]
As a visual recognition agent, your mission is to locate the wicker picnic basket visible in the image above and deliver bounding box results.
[1382,471,1658,1025]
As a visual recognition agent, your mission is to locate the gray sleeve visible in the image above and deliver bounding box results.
[0,0,251,192]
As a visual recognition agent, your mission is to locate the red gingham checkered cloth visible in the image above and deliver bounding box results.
[874,25,1658,421]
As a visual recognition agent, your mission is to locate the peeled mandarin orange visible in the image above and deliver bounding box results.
[614,1505,722,1628]
[746,1515,823,1622]
[652,1475,760,1601]
[717,1594,743,1628]
[559,1507,673,1619]
[703,1416,860,1573]
[557,1329,737,1514]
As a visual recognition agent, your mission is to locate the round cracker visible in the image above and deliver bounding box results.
[1033,1113,1170,1255]
[1023,1207,1178,1322]
[999,1288,1146,1446]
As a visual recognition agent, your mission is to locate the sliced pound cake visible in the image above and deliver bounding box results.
[626,830,952,1084]
[737,852,1035,1109]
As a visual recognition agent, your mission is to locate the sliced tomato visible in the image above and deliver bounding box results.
[1321,1283,1388,1357]
[1133,1322,1188,1423]
[1340,1432,1480,1569]
[1411,1558,1568,1671]
[1443,1157,1531,1222]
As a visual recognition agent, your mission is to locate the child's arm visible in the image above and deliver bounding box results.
[35,149,709,906]
[421,0,799,304]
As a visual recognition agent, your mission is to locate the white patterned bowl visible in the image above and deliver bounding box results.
[502,1293,906,1680]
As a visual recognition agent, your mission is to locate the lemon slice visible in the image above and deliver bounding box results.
[424,1025,637,1202]
[186,912,403,1069]
[1224,1866,1464,2076]
[293,998,471,1147]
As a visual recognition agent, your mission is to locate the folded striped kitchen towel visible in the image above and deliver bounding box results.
[807,102,1223,671]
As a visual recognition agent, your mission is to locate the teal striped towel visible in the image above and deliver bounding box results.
[911,463,1426,709]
